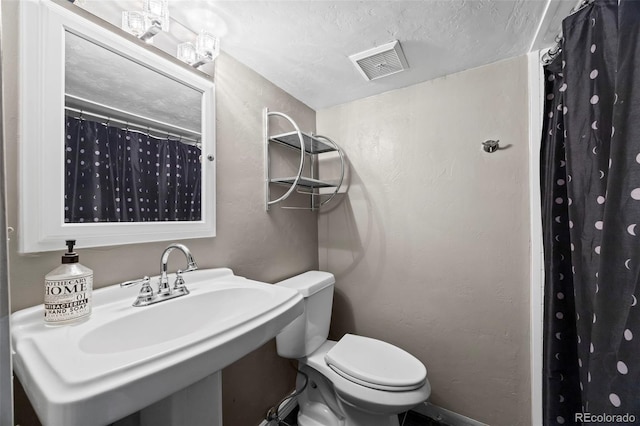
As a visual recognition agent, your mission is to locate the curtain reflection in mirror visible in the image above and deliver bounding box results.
[64,116,201,223]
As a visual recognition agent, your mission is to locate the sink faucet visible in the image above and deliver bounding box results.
[158,243,198,295]
[121,243,198,307]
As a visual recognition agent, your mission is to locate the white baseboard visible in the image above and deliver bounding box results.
[258,392,298,426]
[411,402,488,426]
[258,395,486,426]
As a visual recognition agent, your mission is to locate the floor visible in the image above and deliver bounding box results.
[399,410,450,426]
[281,407,449,426]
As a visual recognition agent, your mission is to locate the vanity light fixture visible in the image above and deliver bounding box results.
[177,30,220,68]
[121,0,169,43]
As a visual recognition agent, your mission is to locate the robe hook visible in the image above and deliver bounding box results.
[482,140,500,153]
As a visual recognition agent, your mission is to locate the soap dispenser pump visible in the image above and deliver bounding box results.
[44,240,93,326]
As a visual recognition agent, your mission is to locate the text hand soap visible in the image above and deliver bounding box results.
[44,240,93,326]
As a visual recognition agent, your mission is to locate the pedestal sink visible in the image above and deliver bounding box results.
[11,268,304,426]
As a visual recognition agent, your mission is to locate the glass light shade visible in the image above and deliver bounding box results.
[144,0,170,31]
[144,0,164,16]
[177,42,198,65]
[122,11,147,38]
[196,30,220,61]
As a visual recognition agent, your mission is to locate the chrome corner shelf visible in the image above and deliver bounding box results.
[270,132,337,154]
[264,108,345,211]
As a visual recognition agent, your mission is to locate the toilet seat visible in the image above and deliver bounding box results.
[305,340,431,416]
[324,334,427,392]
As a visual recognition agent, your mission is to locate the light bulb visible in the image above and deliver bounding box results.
[144,0,170,31]
[122,11,147,38]
[177,42,198,65]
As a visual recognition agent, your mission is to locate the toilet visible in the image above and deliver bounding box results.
[275,271,431,426]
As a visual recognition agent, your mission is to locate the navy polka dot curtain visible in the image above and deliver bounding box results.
[65,116,201,223]
[541,0,640,424]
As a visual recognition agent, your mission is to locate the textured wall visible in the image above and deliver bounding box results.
[3,1,317,424]
[317,56,531,425]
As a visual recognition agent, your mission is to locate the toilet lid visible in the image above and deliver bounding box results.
[324,334,427,391]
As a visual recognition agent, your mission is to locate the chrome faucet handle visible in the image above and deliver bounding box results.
[174,270,184,287]
[121,276,156,307]
[121,276,151,288]
[134,277,155,307]
[173,270,190,295]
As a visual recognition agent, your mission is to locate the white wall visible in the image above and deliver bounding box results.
[318,55,532,425]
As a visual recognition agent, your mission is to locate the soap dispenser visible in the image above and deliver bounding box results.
[44,240,93,326]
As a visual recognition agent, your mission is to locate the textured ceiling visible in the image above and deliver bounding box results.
[78,0,576,110]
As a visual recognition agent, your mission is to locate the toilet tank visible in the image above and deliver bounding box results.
[275,271,335,359]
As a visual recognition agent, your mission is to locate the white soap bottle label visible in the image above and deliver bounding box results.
[44,274,93,324]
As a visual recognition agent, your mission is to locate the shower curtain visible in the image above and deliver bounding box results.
[541,0,640,424]
[65,116,202,223]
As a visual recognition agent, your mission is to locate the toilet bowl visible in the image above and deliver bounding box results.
[275,271,431,426]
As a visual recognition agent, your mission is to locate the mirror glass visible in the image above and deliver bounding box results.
[18,0,215,253]
[64,31,202,224]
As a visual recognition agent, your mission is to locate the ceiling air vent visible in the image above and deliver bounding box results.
[349,40,409,81]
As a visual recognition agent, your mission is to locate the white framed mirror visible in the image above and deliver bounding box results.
[18,0,216,253]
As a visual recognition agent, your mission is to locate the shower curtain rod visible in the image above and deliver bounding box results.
[65,106,202,147]
[541,0,595,64]
[65,94,202,144]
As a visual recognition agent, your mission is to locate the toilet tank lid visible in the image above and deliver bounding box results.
[276,271,335,297]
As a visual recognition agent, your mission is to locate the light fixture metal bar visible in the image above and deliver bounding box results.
[138,19,162,42]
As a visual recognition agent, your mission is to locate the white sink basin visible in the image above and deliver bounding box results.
[11,268,304,426]
[79,287,273,354]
